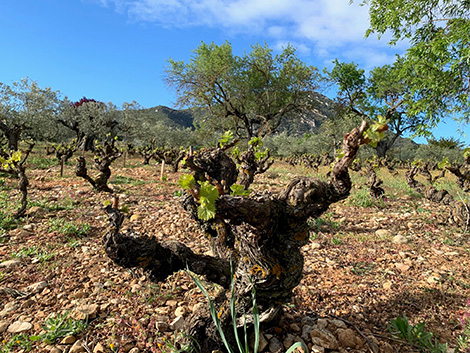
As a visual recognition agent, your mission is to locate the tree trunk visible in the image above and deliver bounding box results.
[103,121,370,352]
[14,165,29,218]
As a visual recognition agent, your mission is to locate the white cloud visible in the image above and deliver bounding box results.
[92,0,406,67]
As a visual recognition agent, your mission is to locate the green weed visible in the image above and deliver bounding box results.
[11,246,55,263]
[351,261,374,276]
[111,175,146,186]
[66,238,82,249]
[48,218,91,237]
[308,213,340,232]
[389,316,447,353]
[457,301,470,352]
[28,156,57,169]
[29,197,74,211]
[0,334,33,352]
[30,311,88,344]
[330,237,343,245]
[158,331,197,353]
[0,211,18,231]
[348,187,385,208]
[188,268,308,353]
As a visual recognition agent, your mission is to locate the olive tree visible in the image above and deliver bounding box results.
[0,78,62,217]
[166,42,320,188]
[58,97,120,151]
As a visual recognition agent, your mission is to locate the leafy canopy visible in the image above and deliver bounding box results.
[166,41,320,139]
[325,58,436,156]
[0,78,63,146]
[359,0,470,125]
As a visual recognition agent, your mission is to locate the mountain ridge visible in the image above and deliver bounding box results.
[139,91,335,136]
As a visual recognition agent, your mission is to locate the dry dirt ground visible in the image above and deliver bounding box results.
[0,155,469,353]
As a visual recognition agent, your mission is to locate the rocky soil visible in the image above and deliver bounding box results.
[0,157,469,353]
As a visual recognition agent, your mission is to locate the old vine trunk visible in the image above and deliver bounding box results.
[103,121,369,352]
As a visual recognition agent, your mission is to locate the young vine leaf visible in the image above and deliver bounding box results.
[197,181,219,220]
[464,147,470,159]
[231,147,240,159]
[363,115,389,147]
[230,184,251,196]
[248,137,262,147]
[218,130,234,148]
[437,158,450,170]
[255,150,268,161]
[0,150,22,169]
[178,174,196,190]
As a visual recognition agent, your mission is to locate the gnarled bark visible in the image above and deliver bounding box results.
[75,138,121,193]
[103,121,370,352]
[365,164,384,199]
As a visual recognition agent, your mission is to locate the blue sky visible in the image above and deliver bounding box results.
[1,0,468,144]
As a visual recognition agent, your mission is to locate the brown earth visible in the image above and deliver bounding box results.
[0,155,469,353]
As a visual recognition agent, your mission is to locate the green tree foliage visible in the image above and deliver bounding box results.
[0,78,62,217]
[427,136,465,150]
[325,59,431,157]
[0,78,63,148]
[58,97,121,151]
[165,41,320,140]
[360,0,470,125]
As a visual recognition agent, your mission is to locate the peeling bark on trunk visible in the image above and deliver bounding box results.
[172,150,186,173]
[237,147,274,190]
[15,165,29,218]
[447,158,470,192]
[103,121,370,352]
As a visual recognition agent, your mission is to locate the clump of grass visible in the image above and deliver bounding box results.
[384,177,423,200]
[28,197,74,211]
[0,211,19,231]
[27,156,57,169]
[308,213,340,232]
[348,187,385,208]
[48,218,91,237]
[111,175,146,186]
[11,246,55,263]
[188,268,308,353]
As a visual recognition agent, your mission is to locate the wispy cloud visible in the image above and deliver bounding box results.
[91,0,405,67]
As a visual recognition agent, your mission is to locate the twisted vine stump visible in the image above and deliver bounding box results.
[104,121,370,352]
[237,146,274,189]
[0,141,34,218]
[406,165,470,229]
[446,155,470,192]
[75,138,121,193]
[365,163,384,199]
